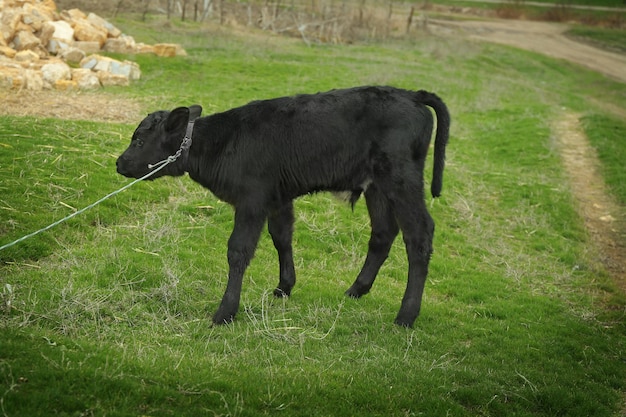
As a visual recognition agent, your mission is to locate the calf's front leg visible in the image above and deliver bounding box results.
[212,208,266,325]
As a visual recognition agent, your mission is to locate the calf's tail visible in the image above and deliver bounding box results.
[414,90,450,198]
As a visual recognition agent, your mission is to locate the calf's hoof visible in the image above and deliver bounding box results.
[345,283,370,299]
[273,287,291,298]
[393,317,415,328]
[212,310,236,325]
[345,288,361,299]
[394,309,418,328]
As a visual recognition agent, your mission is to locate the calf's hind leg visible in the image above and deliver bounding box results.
[392,194,434,328]
[268,202,296,297]
[346,185,399,298]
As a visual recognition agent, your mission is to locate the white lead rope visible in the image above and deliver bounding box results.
[1,119,195,253]
[0,152,176,253]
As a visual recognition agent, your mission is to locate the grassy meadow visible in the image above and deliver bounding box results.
[1,15,625,417]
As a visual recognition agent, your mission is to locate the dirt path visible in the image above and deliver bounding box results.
[430,16,626,291]
[553,112,625,291]
[430,18,626,83]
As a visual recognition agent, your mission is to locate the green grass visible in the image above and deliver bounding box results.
[566,26,626,53]
[1,18,626,417]
[582,114,626,206]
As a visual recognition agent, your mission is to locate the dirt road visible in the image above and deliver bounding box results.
[430,18,626,83]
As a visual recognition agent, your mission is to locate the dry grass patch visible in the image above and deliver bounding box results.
[0,90,143,123]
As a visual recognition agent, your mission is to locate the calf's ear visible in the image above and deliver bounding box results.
[165,107,190,133]
[189,105,203,120]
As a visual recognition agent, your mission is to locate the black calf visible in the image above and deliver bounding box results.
[116,86,450,328]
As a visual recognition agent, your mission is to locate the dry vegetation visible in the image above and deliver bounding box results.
[56,0,435,44]
[53,0,624,46]
[0,90,143,122]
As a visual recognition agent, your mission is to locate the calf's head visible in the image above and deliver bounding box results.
[116,105,202,179]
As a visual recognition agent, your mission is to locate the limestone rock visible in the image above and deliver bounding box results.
[80,54,140,81]
[29,0,58,19]
[153,43,178,58]
[47,38,71,54]
[0,64,24,89]
[62,8,86,22]
[59,46,84,63]
[87,13,121,38]
[135,43,154,54]
[110,59,141,80]
[38,20,55,47]
[22,3,53,31]
[1,8,23,44]
[14,49,39,62]
[54,78,77,90]
[47,20,73,43]
[0,45,17,58]
[73,41,100,54]
[98,71,129,87]
[41,60,70,85]
[103,35,136,54]
[79,53,107,71]
[72,18,107,47]
[24,68,43,90]
[46,20,73,53]
[71,67,99,89]
[12,30,41,51]
[175,44,187,57]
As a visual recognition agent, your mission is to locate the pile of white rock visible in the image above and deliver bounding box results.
[0,0,186,90]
